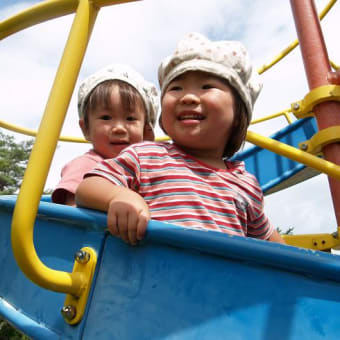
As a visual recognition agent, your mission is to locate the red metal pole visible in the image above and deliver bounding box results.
[290,0,340,226]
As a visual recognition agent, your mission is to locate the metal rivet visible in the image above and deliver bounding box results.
[74,250,90,264]
[61,305,77,321]
[300,143,308,151]
[293,103,300,110]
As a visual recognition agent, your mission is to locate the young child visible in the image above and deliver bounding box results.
[52,64,159,206]
[76,33,285,245]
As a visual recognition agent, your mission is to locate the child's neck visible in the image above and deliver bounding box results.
[177,144,227,169]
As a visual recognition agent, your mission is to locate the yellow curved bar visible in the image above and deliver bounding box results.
[257,0,337,74]
[0,118,169,143]
[11,0,99,296]
[246,130,340,181]
[0,0,138,40]
[0,119,88,143]
[0,0,78,40]
[250,108,293,125]
[330,60,339,70]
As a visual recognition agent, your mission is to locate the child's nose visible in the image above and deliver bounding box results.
[111,122,126,134]
[180,92,200,105]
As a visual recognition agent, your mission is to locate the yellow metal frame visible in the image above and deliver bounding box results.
[299,125,340,154]
[291,84,340,119]
[246,130,340,182]
[257,0,338,75]
[0,118,88,143]
[282,227,340,251]
[63,247,97,324]
[250,108,294,125]
[3,0,138,325]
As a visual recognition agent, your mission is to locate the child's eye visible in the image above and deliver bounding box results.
[202,84,214,89]
[126,116,137,121]
[168,85,182,91]
[99,115,111,120]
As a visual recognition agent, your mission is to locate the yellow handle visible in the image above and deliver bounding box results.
[11,0,98,297]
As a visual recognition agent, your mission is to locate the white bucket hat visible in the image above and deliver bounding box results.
[158,32,262,121]
[78,64,159,127]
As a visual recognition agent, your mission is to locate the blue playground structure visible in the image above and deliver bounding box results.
[1,1,340,339]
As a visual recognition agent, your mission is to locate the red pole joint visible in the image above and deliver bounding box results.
[290,0,340,226]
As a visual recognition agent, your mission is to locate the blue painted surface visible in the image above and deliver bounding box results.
[84,235,340,340]
[233,117,318,193]
[2,194,340,339]
[0,195,107,339]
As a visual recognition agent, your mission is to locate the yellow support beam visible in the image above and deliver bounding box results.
[11,0,98,300]
[246,130,340,182]
[257,0,337,74]
[0,118,88,143]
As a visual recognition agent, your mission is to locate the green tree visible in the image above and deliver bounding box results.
[0,130,33,195]
[0,130,32,339]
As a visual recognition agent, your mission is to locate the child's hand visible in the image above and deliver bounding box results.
[107,190,150,245]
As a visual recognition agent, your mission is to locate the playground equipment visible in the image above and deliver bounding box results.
[1,0,340,339]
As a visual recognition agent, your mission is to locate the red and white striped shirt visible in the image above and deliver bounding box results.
[87,142,274,239]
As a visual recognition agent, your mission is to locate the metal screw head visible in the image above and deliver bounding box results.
[300,143,308,151]
[292,103,300,110]
[61,305,77,321]
[74,250,90,264]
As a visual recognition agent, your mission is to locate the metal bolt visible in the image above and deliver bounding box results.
[61,305,77,321]
[300,143,308,151]
[293,103,300,110]
[74,250,90,264]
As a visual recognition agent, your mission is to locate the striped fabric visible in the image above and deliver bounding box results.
[88,142,274,239]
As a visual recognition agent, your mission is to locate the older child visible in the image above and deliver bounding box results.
[52,64,159,206]
[76,33,284,245]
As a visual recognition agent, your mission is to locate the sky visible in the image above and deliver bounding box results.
[0,0,339,235]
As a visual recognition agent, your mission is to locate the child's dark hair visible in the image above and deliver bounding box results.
[223,84,249,159]
[82,79,146,129]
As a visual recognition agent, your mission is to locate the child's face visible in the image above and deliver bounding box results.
[80,85,147,159]
[161,71,235,159]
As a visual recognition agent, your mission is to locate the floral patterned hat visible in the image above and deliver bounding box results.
[78,64,159,127]
[158,32,262,120]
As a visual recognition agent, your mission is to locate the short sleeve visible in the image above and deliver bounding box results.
[52,150,103,204]
[246,183,274,240]
[86,146,141,192]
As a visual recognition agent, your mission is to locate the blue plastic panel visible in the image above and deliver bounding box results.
[0,196,106,339]
[83,221,340,340]
[234,117,318,193]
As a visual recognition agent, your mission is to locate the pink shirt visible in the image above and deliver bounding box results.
[52,149,103,204]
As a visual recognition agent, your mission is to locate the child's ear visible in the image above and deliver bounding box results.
[143,123,155,141]
[79,119,91,141]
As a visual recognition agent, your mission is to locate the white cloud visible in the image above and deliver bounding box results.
[1,0,339,235]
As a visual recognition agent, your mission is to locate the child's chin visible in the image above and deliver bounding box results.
[110,144,129,155]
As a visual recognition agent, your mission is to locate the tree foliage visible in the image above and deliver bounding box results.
[0,130,33,195]
[0,130,33,337]
[276,227,294,235]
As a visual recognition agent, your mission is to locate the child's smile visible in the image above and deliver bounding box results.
[161,71,235,160]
